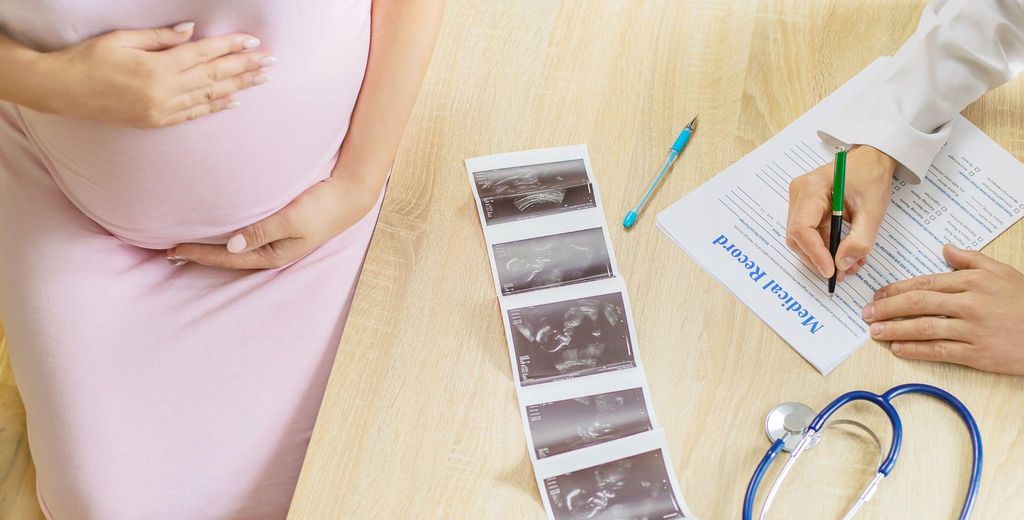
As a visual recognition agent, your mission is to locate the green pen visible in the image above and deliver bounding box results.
[828,147,847,297]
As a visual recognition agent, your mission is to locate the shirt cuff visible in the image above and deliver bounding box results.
[817,112,951,185]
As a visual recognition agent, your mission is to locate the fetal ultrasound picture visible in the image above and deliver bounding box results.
[543,449,684,520]
[492,228,613,296]
[473,159,596,225]
[527,388,653,458]
[508,292,635,385]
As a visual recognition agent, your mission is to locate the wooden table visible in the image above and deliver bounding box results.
[288,1,1024,518]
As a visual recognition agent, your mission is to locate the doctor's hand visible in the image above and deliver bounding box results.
[24,23,274,128]
[167,174,382,270]
[786,145,896,281]
[864,245,1024,375]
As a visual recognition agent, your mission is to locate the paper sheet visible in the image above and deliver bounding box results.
[658,58,1024,374]
[466,145,694,519]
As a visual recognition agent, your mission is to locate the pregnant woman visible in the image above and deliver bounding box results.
[0,1,442,518]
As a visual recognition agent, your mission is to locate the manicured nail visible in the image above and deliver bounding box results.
[861,303,874,320]
[227,234,247,253]
[870,323,883,336]
[837,256,856,271]
[253,73,271,85]
[242,37,261,49]
[225,100,241,109]
[259,56,278,67]
[167,258,188,266]
[172,22,195,33]
[891,342,903,354]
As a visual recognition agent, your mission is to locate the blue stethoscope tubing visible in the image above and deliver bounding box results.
[742,383,983,519]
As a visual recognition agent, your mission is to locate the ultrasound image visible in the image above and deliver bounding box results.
[474,159,596,225]
[544,449,684,520]
[527,388,652,458]
[508,292,635,386]
[492,228,613,296]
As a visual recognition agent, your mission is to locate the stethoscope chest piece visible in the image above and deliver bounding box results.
[764,402,817,452]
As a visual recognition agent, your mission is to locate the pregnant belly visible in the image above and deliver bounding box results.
[16,59,361,250]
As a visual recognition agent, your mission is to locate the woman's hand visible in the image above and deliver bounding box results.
[786,145,897,281]
[864,244,1024,375]
[167,0,443,270]
[167,174,382,269]
[23,23,274,128]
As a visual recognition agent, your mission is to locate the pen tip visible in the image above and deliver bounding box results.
[828,292,834,299]
[688,114,698,130]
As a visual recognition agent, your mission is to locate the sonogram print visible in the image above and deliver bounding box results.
[527,388,652,458]
[508,292,635,385]
[473,159,596,225]
[543,450,685,520]
[492,228,613,296]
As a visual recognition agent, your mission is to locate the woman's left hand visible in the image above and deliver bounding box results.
[168,174,381,269]
[863,244,1024,375]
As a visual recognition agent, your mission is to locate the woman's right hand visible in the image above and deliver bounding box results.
[27,23,274,128]
[786,145,897,280]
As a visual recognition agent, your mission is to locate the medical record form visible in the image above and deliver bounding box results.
[658,58,1024,374]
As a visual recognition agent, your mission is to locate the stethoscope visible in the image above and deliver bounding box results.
[743,383,983,520]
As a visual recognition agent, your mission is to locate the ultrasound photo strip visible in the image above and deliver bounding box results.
[492,227,614,296]
[544,448,684,519]
[471,158,597,226]
[515,339,659,463]
[466,146,693,519]
[525,387,655,459]
[507,291,636,386]
[534,429,693,520]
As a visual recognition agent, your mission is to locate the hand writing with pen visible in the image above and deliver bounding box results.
[787,145,1024,375]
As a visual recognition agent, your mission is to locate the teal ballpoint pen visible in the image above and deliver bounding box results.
[623,115,698,229]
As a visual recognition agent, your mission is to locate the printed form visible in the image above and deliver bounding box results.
[658,58,1024,374]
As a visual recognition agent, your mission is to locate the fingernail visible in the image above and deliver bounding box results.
[891,342,903,354]
[874,288,886,300]
[172,22,195,33]
[225,100,241,109]
[259,56,278,67]
[818,265,830,278]
[166,255,185,261]
[167,258,188,267]
[227,234,247,253]
[870,323,883,336]
[253,73,271,85]
[837,256,856,271]
[243,36,261,49]
[862,303,874,320]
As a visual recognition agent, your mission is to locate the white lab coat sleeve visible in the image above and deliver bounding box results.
[817,0,1024,184]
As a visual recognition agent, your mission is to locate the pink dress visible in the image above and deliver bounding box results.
[0,1,377,518]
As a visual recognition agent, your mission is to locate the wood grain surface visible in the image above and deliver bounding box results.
[0,324,43,520]
[288,1,1024,519]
